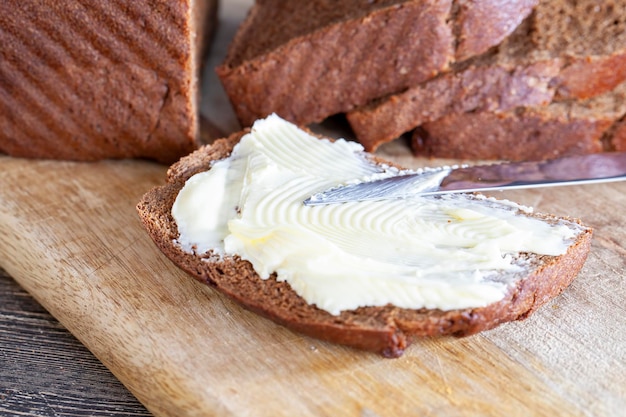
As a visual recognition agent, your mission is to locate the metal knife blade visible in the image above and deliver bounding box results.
[303,152,626,206]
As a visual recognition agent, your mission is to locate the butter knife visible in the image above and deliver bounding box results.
[304,152,626,206]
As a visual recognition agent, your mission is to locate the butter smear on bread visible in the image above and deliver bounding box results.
[172,114,579,315]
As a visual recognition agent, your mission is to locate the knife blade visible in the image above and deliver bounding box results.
[303,152,626,206]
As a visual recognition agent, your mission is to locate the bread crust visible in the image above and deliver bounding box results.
[454,0,537,61]
[137,131,592,357]
[0,0,218,164]
[411,79,626,160]
[412,109,608,161]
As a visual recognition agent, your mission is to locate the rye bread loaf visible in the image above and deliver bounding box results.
[0,0,218,164]
[412,80,626,161]
[216,0,537,128]
[347,0,626,151]
[137,128,593,357]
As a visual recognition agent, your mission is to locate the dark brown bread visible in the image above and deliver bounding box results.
[216,0,536,128]
[412,81,626,161]
[137,130,592,357]
[348,60,559,152]
[453,0,537,62]
[347,0,626,151]
[0,0,218,164]
[613,118,626,151]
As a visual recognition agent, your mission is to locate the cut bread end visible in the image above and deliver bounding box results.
[0,0,218,164]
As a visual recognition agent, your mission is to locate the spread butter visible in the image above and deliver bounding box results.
[172,114,579,315]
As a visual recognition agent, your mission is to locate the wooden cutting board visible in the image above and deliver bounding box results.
[1,147,625,417]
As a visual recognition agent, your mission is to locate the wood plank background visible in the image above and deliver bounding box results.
[0,267,151,416]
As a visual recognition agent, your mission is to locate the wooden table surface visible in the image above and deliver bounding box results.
[0,267,151,416]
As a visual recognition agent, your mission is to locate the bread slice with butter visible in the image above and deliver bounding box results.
[137,115,592,357]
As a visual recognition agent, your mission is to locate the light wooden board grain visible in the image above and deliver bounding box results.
[1,150,625,417]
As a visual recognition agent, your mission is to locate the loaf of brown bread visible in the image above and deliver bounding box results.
[347,0,626,152]
[216,0,537,128]
[0,0,218,164]
[137,120,592,357]
[413,80,626,161]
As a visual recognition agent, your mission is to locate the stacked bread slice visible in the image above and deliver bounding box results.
[348,0,626,160]
[218,0,626,161]
[217,0,537,127]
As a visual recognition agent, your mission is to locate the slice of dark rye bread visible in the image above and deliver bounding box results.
[412,80,626,161]
[137,130,593,358]
[216,0,537,128]
[347,0,626,151]
[0,0,218,164]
